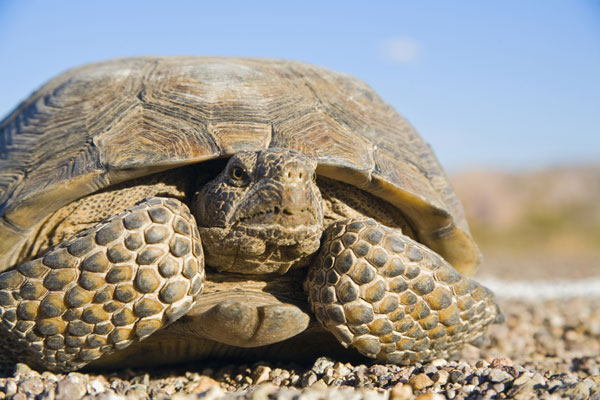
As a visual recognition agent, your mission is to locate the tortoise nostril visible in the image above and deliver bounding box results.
[299,172,303,179]
[274,206,281,214]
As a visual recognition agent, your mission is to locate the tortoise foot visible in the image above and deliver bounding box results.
[0,197,204,371]
[305,218,502,364]
[182,292,310,347]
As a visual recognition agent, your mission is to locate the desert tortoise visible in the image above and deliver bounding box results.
[0,57,501,372]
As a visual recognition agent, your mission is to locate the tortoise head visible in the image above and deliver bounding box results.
[192,149,324,274]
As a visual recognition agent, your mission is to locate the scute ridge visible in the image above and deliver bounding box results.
[0,57,479,276]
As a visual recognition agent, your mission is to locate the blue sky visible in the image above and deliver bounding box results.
[1,1,598,171]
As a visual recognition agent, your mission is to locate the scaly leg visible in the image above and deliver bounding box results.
[0,197,204,371]
[306,218,502,364]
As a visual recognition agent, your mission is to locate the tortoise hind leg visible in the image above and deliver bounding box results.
[305,217,502,364]
[0,197,204,372]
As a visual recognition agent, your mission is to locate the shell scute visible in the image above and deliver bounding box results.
[0,57,479,275]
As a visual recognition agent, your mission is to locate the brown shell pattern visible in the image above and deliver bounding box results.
[0,57,479,275]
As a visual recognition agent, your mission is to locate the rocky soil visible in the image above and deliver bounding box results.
[1,296,598,399]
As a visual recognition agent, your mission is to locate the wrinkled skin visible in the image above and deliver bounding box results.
[193,149,324,274]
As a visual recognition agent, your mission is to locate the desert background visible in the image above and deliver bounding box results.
[455,165,600,282]
[1,1,599,399]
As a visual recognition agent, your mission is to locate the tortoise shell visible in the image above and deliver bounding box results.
[0,57,479,275]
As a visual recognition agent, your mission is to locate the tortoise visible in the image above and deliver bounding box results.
[0,57,502,372]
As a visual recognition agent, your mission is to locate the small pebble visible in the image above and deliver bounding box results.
[5,381,17,396]
[531,373,545,386]
[88,378,107,395]
[429,358,448,367]
[311,357,335,376]
[56,376,87,400]
[488,369,513,383]
[252,366,271,385]
[334,362,351,378]
[301,371,317,388]
[490,357,513,367]
[415,394,445,400]
[190,376,220,393]
[449,370,465,383]
[432,369,449,385]
[390,382,412,400]
[409,373,434,390]
[423,365,438,375]
[462,384,475,394]
[512,373,531,386]
[311,379,328,390]
[14,363,37,379]
[18,377,44,395]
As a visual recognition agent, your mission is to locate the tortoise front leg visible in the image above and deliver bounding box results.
[0,197,204,372]
[305,218,502,364]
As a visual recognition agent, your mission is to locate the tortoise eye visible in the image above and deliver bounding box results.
[230,166,245,181]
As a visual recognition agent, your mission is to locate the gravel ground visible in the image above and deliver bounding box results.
[1,296,598,399]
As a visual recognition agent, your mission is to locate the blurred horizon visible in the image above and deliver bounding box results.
[1,0,599,172]
[453,163,600,280]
